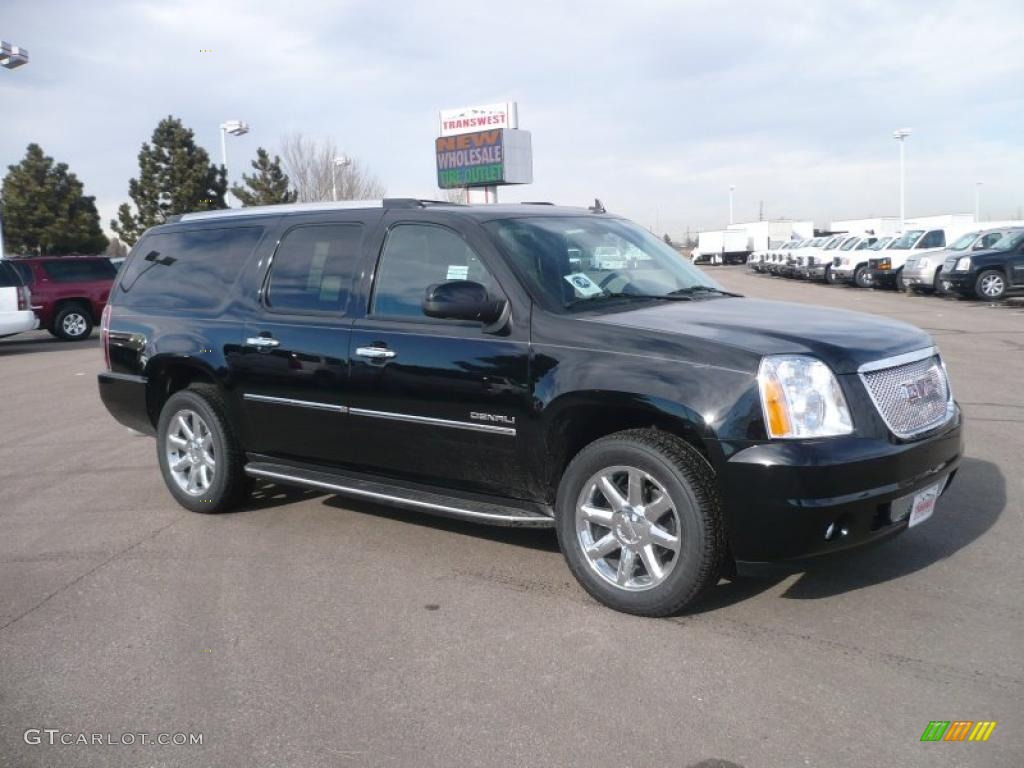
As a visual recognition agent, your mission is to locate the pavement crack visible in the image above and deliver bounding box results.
[0,517,180,635]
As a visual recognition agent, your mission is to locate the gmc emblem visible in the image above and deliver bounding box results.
[901,376,939,403]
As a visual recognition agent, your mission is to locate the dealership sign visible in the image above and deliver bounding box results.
[435,128,533,189]
[439,102,518,137]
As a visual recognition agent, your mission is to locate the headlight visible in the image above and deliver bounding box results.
[955,256,971,271]
[877,257,891,270]
[758,355,854,439]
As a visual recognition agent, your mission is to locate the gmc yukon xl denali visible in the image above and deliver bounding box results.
[98,200,963,616]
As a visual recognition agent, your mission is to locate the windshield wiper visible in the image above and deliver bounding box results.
[667,286,743,298]
[566,291,695,308]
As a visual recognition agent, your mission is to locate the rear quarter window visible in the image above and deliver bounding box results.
[41,259,117,282]
[118,226,264,311]
[0,261,20,288]
[8,262,33,285]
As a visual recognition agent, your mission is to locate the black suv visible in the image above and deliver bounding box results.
[98,200,963,616]
[939,228,1024,300]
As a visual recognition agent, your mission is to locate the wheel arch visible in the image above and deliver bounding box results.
[540,393,719,501]
[144,356,220,428]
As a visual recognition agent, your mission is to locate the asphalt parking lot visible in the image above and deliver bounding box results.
[1,268,1022,768]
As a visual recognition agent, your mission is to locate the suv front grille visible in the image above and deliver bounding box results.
[859,351,953,439]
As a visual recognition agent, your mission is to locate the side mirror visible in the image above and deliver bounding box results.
[422,280,505,324]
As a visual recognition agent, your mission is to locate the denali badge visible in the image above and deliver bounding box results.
[470,412,516,425]
[901,375,939,403]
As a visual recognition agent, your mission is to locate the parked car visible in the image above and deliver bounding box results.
[867,225,976,291]
[904,228,1013,294]
[8,256,117,340]
[98,199,962,617]
[767,240,804,274]
[803,234,857,282]
[0,260,38,338]
[938,228,1024,301]
[831,234,895,287]
[782,237,827,278]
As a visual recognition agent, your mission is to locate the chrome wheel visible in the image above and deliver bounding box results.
[62,312,88,337]
[165,409,216,496]
[575,465,681,591]
[979,273,1005,298]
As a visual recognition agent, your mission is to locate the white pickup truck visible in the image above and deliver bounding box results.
[866,225,977,290]
[831,234,896,288]
[0,260,38,338]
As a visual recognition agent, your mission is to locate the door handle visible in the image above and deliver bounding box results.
[355,345,396,359]
[246,336,280,348]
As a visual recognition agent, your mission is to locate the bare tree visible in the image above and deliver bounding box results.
[279,133,385,202]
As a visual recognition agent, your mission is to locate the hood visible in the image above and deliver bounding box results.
[587,297,933,374]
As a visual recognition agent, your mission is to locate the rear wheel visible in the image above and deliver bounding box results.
[975,269,1007,300]
[853,264,872,288]
[51,303,93,340]
[556,429,724,617]
[157,384,248,513]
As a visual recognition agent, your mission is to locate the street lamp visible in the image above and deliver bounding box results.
[728,185,735,225]
[332,155,351,202]
[219,120,250,191]
[0,40,29,259]
[892,128,912,228]
[975,181,982,222]
[0,40,29,69]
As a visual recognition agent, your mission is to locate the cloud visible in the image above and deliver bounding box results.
[1,0,1022,239]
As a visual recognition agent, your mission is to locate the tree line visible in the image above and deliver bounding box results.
[0,115,385,254]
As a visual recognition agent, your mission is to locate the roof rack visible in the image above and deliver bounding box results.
[176,198,468,223]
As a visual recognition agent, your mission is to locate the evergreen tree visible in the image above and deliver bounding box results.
[231,148,297,206]
[0,144,108,255]
[112,116,227,245]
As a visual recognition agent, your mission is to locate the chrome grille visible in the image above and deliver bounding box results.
[859,351,952,439]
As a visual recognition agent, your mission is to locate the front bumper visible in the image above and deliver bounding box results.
[801,264,829,280]
[717,410,963,561]
[939,271,974,293]
[868,269,898,287]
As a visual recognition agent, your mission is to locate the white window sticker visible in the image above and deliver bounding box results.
[564,272,603,297]
[446,265,469,281]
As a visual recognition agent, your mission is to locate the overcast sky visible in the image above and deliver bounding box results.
[2,0,1022,237]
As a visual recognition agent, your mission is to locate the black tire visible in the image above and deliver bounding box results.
[156,384,249,513]
[824,265,836,284]
[52,303,93,340]
[853,264,872,289]
[895,268,906,293]
[974,269,1007,301]
[555,429,724,617]
[932,268,944,294]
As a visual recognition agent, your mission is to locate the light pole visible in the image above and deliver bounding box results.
[219,120,250,194]
[974,181,982,222]
[332,155,351,201]
[0,40,30,258]
[728,185,735,225]
[892,128,912,228]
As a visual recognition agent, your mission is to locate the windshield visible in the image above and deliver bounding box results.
[839,237,859,251]
[988,230,1024,251]
[869,236,893,250]
[889,230,925,249]
[949,232,979,251]
[854,238,876,250]
[485,216,728,309]
[822,237,843,250]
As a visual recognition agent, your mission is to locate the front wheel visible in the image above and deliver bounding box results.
[824,266,837,284]
[895,268,906,292]
[975,269,1007,300]
[556,429,724,616]
[853,265,872,288]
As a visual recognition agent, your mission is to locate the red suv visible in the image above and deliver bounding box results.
[8,256,118,340]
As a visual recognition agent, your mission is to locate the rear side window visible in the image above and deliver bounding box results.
[41,259,116,282]
[0,261,20,288]
[118,227,263,310]
[264,224,364,315]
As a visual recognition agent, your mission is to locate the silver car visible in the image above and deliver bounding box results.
[903,228,1012,294]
